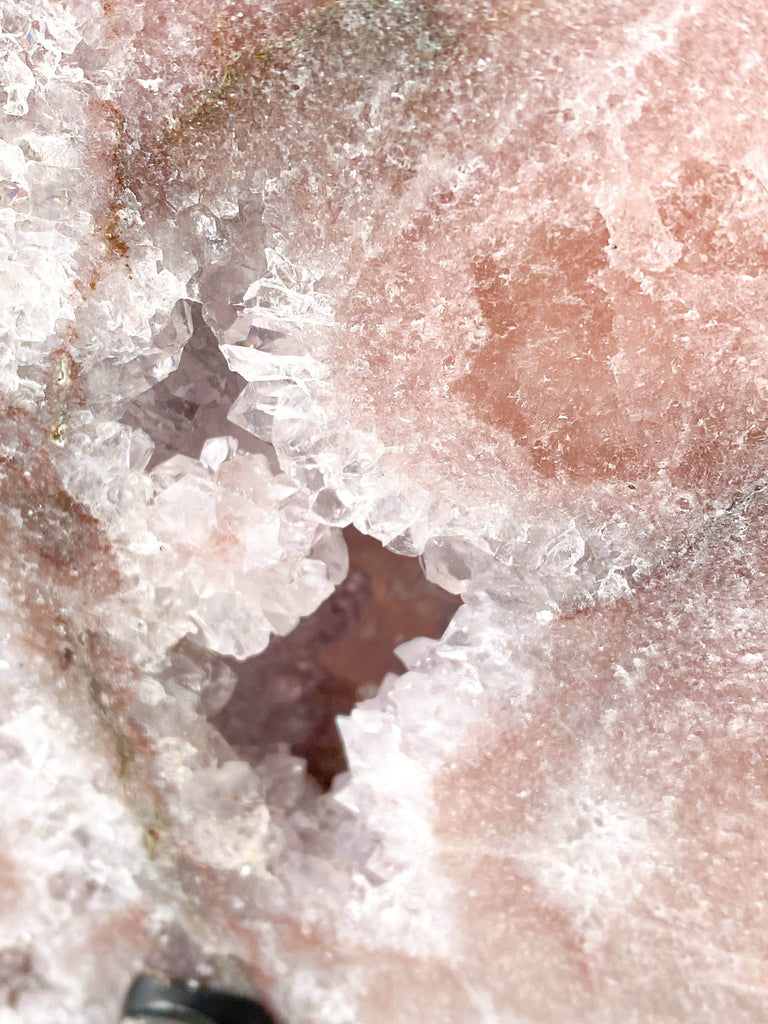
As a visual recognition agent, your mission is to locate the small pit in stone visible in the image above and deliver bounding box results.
[212,526,461,789]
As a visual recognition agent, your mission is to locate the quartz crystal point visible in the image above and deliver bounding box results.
[3,1,768,1023]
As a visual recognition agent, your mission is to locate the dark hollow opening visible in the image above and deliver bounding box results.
[212,526,461,789]
[123,304,461,790]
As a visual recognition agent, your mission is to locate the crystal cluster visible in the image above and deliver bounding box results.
[3,1,768,1022]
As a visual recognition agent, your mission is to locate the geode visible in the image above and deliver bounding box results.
[3,2,768,1022]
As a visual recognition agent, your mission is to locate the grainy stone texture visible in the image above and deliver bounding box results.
[2,2,768,1022]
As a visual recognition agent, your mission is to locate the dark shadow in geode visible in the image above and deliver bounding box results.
[121,303,274,470]
[213,526,461,789]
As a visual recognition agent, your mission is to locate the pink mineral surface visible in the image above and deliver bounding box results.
[3,1,768,1022]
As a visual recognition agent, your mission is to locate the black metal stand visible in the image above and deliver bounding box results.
[121,973,280,1024]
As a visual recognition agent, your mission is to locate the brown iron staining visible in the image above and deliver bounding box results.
[107,0,449,223]
[91,111,133,283]
[0,408,171,850]
[100,208,130,263]
[70,97,134,302]
[107,5,334,212]
[167,34,273,142]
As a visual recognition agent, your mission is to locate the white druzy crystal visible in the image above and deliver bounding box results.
[3,1,768,1023]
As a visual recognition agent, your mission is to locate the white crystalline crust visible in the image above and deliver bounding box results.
[0,1,350,1018]
[3,1,768,1023]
